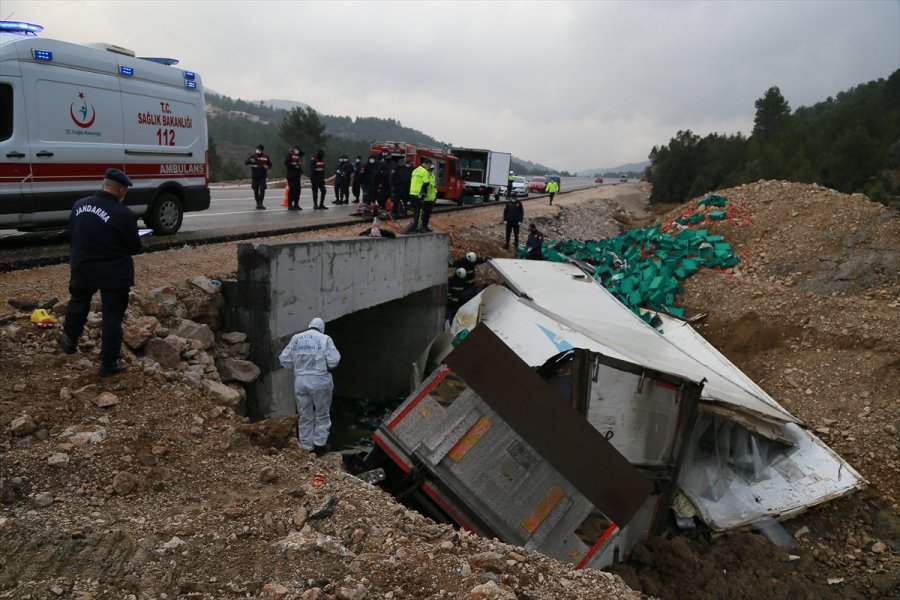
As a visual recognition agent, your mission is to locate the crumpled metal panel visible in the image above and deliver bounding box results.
[444,324,653,527]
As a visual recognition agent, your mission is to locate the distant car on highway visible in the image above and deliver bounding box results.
[594,176,604,184]
[618,173,628,182]
[528,176,547,193]
[510,176,529,197]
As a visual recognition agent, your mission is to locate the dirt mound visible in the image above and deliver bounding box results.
[660,180,899,295]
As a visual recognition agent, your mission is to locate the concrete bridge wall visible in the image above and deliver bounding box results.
[223,233,449,418]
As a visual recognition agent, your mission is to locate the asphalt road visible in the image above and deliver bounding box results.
[0,177,598,270]
[192,175,596,232]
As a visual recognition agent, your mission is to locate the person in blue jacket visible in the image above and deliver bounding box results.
[59,169,142,377]
[284,145,304,210]
[333,154,353,204]
[244,144,271,209]
[502,195,525,250]
[390,156,412,218]
[525,223,545,260]
[309,149,328,209]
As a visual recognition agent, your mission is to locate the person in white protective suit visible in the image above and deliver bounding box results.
[278,317,341,456]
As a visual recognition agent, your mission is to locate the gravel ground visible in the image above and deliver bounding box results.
[0,181,897,599]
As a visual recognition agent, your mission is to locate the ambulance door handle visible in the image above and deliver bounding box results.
[5,151,25,158]
[36,151,54,158]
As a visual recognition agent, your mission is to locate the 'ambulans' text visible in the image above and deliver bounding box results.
[159,164,206,175]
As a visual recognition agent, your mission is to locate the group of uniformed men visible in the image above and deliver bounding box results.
[245,145,438,233]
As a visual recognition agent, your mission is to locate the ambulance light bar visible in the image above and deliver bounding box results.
[0,21,44,35]
[139,57,179,66]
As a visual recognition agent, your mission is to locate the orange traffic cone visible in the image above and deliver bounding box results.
[282,184,289,207]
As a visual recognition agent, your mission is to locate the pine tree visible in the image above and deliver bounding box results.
[279,107,330,153]
[752,86,791,140]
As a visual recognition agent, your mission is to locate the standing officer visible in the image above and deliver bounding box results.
[375,152,395,210]
[546,178,560,205]
[309,149,328,209]
[390,156,412,218]
[333,154,353,204]
[59,168,141,377]
[245,144,271,209]
[408,157,437,233]
[284,145,304,211]
[507,170,515,199]
[351,155,363,203]
[359,154,379,212]
[279,317,341,456]
[503,194,525,250]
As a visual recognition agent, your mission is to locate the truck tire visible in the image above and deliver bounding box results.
[146,192,184,235]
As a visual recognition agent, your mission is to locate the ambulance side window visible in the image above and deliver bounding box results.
[0,83,12,142]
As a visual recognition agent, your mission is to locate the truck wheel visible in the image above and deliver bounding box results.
[146,192,183,235]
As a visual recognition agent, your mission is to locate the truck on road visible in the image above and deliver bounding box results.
[452,147,511,202]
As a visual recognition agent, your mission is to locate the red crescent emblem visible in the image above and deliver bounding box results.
[69,104,96,129]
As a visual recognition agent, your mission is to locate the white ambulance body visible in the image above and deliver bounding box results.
[0,22,209,235]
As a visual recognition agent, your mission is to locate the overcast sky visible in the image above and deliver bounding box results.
[4,1,899,172]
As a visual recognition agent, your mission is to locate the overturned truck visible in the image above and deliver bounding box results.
[365,258,865,570]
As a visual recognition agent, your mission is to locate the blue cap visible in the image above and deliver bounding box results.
[105,168,133,187]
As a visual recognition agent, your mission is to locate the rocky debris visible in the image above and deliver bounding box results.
[7,296,57,311]
[173,318,215,349]
[92,391,119,408]
[138,285,179,318]
[33,491,54,507]
[202,379,244,409]
[258,466,278,483]
[469,580,516,600]
[46,452,69,468]
[61,425,107,446]
[122,315,159,350]
[216,357,261,383]
[189,275,221,295]
[0,477,23,504]
[111,471,137,495]
[70,384,99,403]
[237,415,300,449]
[10,414,37,437]
[308,496,337,521]
[144,334,186,369]
[220,331,247,344]
[275,527,353,556]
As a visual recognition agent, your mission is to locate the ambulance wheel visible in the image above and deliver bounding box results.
[147,193,183,235]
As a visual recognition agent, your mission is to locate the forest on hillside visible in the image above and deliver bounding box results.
[646,70,900,206]
[205,94,545,181]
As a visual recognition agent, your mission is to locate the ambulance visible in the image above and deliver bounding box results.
[0,21,210,235]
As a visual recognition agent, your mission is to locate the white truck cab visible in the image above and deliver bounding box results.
[0,21,209,235]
